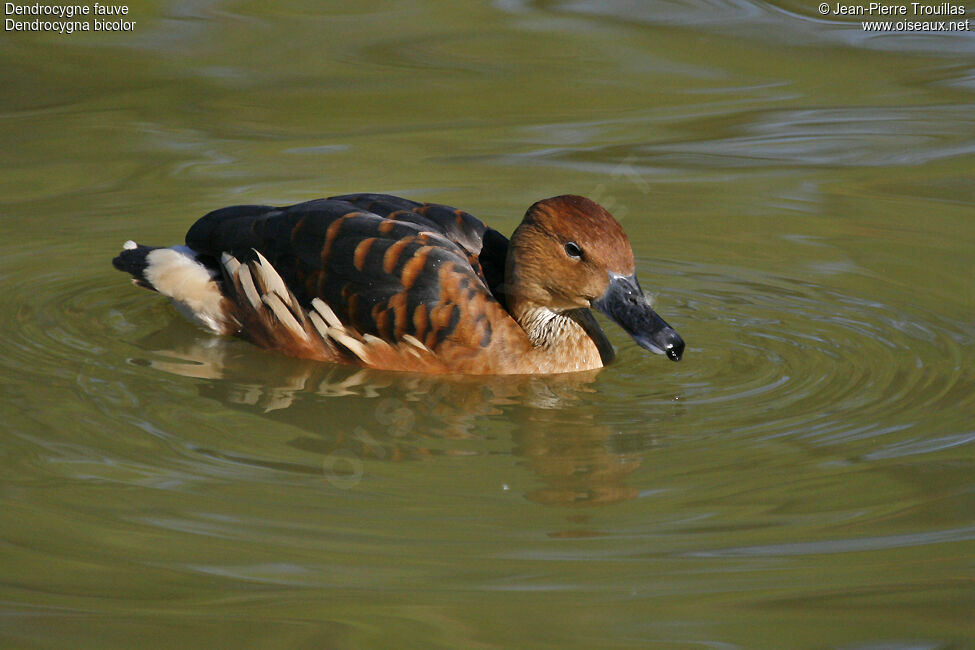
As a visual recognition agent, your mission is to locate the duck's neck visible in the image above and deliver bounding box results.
[509,300,614,372]
[501,221,614,372]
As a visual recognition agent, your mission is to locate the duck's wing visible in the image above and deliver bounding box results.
[184,196,517,369]
[329,193,487,258]
[328,193,509,300]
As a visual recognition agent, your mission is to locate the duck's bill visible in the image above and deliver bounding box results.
[592,272,685,362]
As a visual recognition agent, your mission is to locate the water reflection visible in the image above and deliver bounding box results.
[129,325,662,508]
[514,419,644,508]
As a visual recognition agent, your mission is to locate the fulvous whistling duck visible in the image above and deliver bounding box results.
[112,194,684,374]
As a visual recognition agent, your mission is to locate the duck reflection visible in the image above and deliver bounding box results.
[131,327,665,508]
[513,416,645,508]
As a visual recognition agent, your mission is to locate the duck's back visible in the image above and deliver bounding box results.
[185,194,518,369]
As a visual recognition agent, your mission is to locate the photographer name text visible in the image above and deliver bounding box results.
[827,2,963,15]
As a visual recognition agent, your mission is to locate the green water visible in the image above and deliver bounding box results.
[2,1,974,648]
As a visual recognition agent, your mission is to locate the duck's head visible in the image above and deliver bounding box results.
[506,195,684,362]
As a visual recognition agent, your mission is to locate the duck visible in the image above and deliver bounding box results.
[112,193,684,375]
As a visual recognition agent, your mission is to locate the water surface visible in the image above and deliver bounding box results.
[1,1,973,648]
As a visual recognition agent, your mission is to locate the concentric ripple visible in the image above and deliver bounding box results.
[623,261,975,452]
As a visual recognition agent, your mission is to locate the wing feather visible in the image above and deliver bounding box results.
[185,196,512,358]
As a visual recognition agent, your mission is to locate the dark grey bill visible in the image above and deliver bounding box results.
[591,272,684,362]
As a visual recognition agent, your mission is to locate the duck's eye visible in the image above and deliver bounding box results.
[564,242,583,259]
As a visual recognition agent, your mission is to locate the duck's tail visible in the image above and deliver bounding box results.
[112,241,236,335]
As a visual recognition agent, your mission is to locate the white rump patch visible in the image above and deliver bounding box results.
[144,246,229,334]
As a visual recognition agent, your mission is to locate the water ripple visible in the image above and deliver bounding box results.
[492,106,975,173]
[611,261,975,454]
[688,526,975,557]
